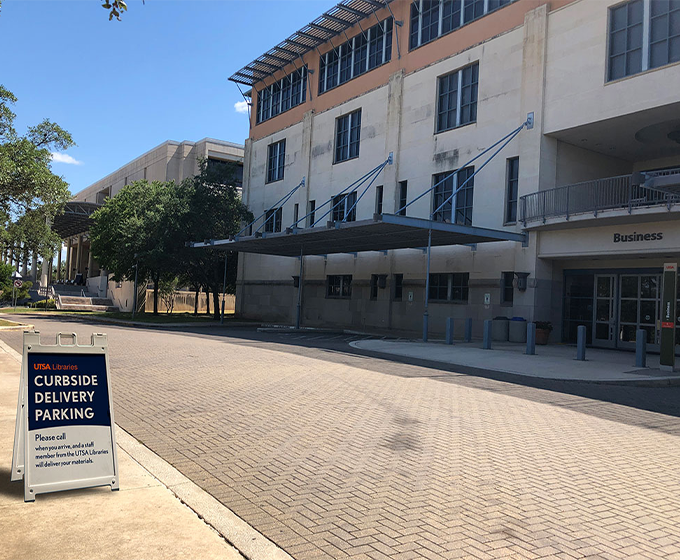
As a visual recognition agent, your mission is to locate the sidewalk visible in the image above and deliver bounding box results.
[351,339,680,384]
[0,343,288,560]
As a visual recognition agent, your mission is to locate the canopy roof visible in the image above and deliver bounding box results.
[229,0,394,87]
[190,214,528,257]
[52,201,101,239]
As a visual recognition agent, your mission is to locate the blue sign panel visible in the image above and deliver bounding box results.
[27,353,111,431]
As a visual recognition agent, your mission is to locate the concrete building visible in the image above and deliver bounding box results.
[55,138,244,311]
[224,0,680,350]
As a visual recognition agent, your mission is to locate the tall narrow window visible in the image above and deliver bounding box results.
[502,272,514,305]
[293,203,299,225]
[307,200,316,228]
[393,274,404,301]
[433,167,474,225]
[375,185,384,215]
[266,140,286,183]
[370,274,380,300]
[437,63,478,133]
[335,109,362,163]
[398,181,408,215]
[609,0,643,80]
[505,157,519,224]
[650,0,680,69]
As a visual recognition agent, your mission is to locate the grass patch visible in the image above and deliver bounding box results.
[0,318,22,327]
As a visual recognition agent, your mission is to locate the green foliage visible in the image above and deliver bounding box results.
[0,262,32,302]
[28,298,56,309]
[0,86,73,220]
[102,0,128,20]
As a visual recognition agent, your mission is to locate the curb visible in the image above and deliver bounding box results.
[0,338,292,560]
[348,341,680,387]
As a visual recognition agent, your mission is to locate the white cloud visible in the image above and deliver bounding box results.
[51,152,83,166]
[234,100,250,114]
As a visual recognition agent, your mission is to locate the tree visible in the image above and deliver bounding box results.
[175,160,252,320]
[0,86,74,221]
[0,261,32,302]
[89,180,186,314]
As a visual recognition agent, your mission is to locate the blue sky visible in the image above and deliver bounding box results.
[0,0,332,196]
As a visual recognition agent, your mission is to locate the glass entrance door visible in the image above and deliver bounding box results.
[618,274,661,351]
[593,275,616,348]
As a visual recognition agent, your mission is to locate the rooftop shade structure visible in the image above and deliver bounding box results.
[228,0,395,87]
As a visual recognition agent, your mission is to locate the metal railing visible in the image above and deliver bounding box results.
[519,172,680,225]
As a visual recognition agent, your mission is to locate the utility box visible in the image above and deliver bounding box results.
[509,318,527,343]
[492,317,509,341]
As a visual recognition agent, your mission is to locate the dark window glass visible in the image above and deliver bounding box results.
[398,181,408,215]
[455,166,474,225]
[410,1,421,49]
[264,207,282,233]
[319,19,392,94]
[293,203,299,225]
[327,275,353,298]
[393,274,403,301]
[376,185,384,214]
[650,0,680,68]
[502,272,514,304]
[421,0,440,45]
[433,172,454,222]
[335,109,362,163]
[437,62,478,133]
[488,0,511,11]
[370,275,379,300]
[442,0,462,34]
[505,157,519,223]
[307,200,316,228]
[257,67,307,124]
[608,0,644,80]
[464,0,485,23]
[332,191,358,222]
[266,140,285,183]
[451,273,469,302]
[429,273,449,300]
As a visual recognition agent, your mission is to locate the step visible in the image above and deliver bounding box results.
[59,304,119,312]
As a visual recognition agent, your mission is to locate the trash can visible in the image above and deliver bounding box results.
[491,317,509,342]
[509,317,527,343]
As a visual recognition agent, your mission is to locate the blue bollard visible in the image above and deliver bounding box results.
[464,318,472,343]
[636,329,647,368]
[483,320,492,350]
[576,325,586,361]
[526,322,536,355]
[446,317,454,345]
[422,313,429,343]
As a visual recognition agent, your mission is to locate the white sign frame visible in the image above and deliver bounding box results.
[11,331,119,502]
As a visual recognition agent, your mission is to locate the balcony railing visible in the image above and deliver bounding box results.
[519,170,680,225]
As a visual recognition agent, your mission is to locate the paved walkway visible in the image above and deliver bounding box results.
[2,316,680,559]
[351,339,680,384]
[0,346,244,560]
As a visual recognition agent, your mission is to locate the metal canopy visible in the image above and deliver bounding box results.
[52,201,102,239]
[229,0,393,87]
[191,214,528,257]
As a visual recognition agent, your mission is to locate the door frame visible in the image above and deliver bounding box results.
[592,274,617,349]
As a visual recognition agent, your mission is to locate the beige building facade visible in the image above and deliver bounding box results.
[233,0,680,349]
[60,138,244,311]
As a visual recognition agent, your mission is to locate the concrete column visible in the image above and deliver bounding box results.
[75,235,83,276]
[31,253,38,282]
[56,244,62,281]
[65,238,72,280]
[87,245,94,278]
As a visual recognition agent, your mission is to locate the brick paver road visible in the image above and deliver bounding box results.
[3,316,680,559]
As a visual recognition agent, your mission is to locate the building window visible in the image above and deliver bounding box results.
[335,109,362,163]
[505,157,519,224]
[375,185,383,214]
[327,274,352,298]
[266,140,286,183]
[398,181,408,215]
[608,0,680,81]
[428,272,469,302]
[332,191,357,222]
[502,272,514,305]
[293,203,299,225]
[370,274,380,300]
[393,274,404,301]
[433,166,474,225]
[437,63,478,133]
[307,200,316,227]
[264,207,282,233]
[410,0,513,50]
[319,18,393,94]
[256,66,307,124]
